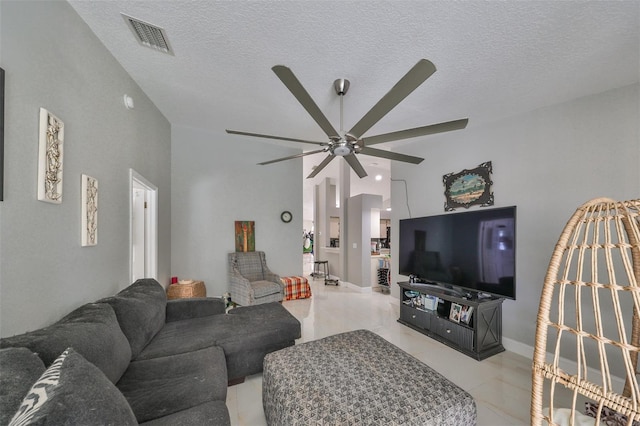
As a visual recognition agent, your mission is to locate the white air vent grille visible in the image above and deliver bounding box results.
[122,14,173,55]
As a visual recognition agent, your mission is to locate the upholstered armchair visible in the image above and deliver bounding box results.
[228,251,284,306]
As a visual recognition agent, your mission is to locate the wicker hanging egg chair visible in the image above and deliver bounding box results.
[532,198,640,425]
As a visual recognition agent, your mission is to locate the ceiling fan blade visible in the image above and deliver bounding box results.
[344,153,368,178]
[307,154,336,179]
[226,129,325,146]
[359,147,424,164]
[361,118,469,146]
[272,65,340,140]
[259,149,327,165]
[348,59,437,139]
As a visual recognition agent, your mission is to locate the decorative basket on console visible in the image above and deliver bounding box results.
[166,280,206,299]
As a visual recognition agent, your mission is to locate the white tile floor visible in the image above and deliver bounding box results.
[226,278,534,425]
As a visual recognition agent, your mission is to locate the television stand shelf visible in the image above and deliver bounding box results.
[398,281,505,360]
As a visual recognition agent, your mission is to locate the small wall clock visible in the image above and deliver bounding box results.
[280,211,292,223]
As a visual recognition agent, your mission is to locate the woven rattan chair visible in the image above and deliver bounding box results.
[532,198,640,425]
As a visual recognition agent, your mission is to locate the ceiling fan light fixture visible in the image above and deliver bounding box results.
[333,144,351,156]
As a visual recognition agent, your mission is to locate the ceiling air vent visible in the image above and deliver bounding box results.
[122,14,174,55]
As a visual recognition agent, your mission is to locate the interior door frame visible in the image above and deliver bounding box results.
[129,169,158,284]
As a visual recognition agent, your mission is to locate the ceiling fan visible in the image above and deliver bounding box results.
[226,59,468,179]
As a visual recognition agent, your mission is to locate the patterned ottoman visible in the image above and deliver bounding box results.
[262,329,476,425]
[280,276,312,301]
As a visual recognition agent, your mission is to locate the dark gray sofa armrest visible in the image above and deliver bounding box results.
[165,298,225,322]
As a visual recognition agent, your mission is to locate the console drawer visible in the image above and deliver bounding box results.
[400,305,432,330]
[435,317,474,351]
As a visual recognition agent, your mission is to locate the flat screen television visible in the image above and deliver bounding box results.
[398,206,516,299]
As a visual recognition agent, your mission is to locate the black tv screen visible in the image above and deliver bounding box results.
[398,206,516,299]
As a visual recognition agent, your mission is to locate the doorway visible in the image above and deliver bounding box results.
[129,169,158,284]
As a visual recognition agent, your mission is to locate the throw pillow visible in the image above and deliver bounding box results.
[585,401,639,426]
[8,348,137,426]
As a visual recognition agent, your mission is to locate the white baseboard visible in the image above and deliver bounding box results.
[341,281,373,292]
[503,336,534,359]
[502,337,625,390]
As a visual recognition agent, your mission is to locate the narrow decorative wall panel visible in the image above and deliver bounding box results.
[37,108,64,203]
[81,174,98,246]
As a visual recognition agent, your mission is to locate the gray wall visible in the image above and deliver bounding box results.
[0,0,172,337]
[170,125,302,297]
[390,84,639,356]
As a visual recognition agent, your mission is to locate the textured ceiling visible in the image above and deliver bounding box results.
[69,0,639,218]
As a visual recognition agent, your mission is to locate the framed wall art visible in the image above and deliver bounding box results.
[443,161,494,211]
[235,220,255,252]
[37,108,65,203]
[81,174,98,246]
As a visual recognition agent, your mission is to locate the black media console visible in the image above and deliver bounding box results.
[397,281,505,360]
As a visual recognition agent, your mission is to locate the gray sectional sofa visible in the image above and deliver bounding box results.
[0,279,301,425]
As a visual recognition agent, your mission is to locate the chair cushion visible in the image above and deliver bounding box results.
[233,252,264,282]
[117,346,228,423]
[0,348,46,426]
[0,303,132,384]
[100,278,167,359]
[8,348,137,426]
[251,280,282,298]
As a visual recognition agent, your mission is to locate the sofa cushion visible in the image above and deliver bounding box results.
[8,348,137,426]
[225,303,304,378]
[100,278,167,359]
[0,348,46,426]
[221,304,301,379]
[0,303,132,384]
[117,345,227,423]
[139,400,230,426]
[135,314,244,361]
[138,303,300,379]
[165,297,225,322]
[136,303,300,366]
[228,302,301,329]
[136,307,299,386]
[222,332,295,380]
